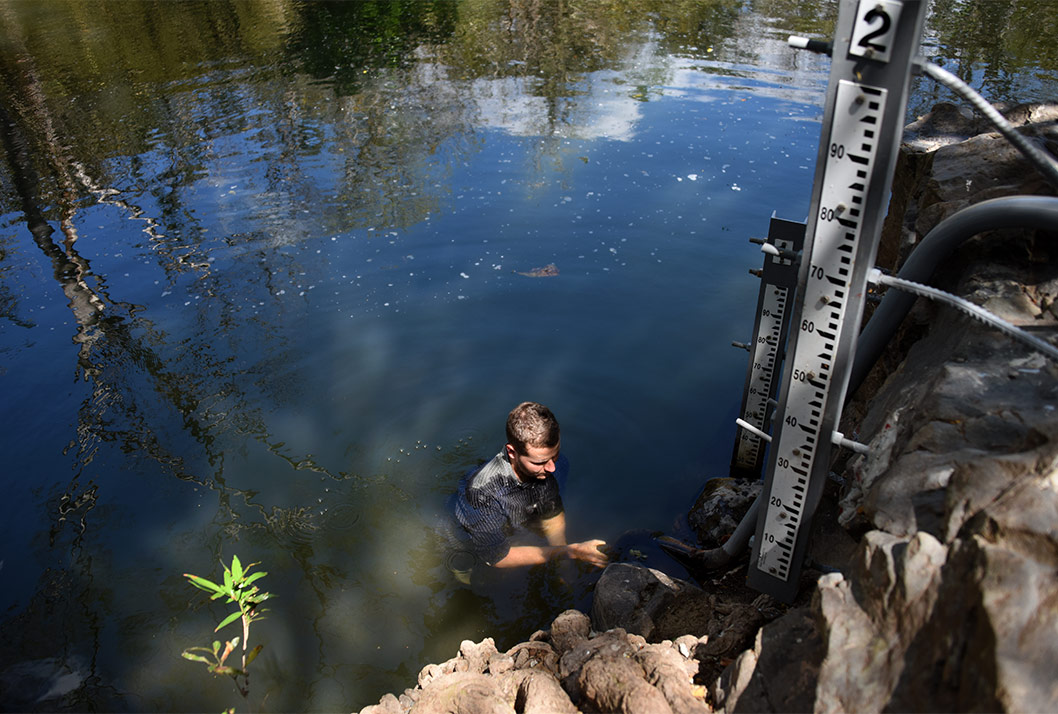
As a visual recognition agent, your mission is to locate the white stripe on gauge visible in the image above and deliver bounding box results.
[754,79,887,581]
[735,283,788,467]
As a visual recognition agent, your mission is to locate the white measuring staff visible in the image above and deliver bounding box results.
[747,0,928,603]
[730,217,804,478]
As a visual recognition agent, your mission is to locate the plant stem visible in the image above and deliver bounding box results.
[241,611,250,697]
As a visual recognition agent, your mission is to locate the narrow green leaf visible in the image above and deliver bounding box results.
[241,571,267,587]
[181,652,212,664]
[245,644,264,666]
[184,574,223,593]
[231,555,243,582]
[184,646,215,656]
[214,610,242,633]
[223,567,233,592]
[212,640,221,654]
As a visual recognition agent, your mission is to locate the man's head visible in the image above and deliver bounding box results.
[505,402,560,482]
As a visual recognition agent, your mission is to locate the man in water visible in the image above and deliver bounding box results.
[448,402,609,571]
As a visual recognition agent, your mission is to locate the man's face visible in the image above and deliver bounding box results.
[506,442,560,483]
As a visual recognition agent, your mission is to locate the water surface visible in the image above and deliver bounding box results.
[0,0,1054,710]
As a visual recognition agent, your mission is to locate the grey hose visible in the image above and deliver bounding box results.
[720,491,760,558]
[848,195,1058,396]
[657,494,760,570]
[870,270,1058,363]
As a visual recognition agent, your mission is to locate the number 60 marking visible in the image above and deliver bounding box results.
[849,0,903,64]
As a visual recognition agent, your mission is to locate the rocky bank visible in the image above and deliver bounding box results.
[359,103,1058,713]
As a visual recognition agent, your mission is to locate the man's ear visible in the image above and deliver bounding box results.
[504,443,517,461]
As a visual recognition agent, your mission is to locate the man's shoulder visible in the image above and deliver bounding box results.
[464,452,514,492]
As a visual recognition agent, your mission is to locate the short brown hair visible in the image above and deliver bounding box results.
[506,402,560,453]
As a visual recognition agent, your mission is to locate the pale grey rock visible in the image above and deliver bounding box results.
[359,692,402,714]
[810,532,947,714]
[558,628,640,694]
[505,640,559,676]
[577,655,673,714]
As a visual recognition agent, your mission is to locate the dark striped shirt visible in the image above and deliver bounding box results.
[451,451,568,565]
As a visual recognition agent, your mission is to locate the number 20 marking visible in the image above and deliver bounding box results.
[849,0,903,64]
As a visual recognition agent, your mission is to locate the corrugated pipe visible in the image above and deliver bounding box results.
[848,195,1058,396]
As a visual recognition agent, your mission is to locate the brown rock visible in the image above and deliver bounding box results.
[496,669,578,714]
[634,644,709,714]
[459,638,499,675]
[578,655,672,714]
[409,672,512,714]
[548,609,591,655]
[360,692,402,714]
[505,640,559,675]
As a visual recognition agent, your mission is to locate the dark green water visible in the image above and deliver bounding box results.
[0,0,1054,710]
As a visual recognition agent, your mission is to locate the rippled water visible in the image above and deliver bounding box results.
[0,0,1054,710]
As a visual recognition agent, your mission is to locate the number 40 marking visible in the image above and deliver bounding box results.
[849,0,903,64]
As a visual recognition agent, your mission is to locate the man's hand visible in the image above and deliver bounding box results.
[566,539,609,567]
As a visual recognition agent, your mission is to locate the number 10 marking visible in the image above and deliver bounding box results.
[849,0,904,63]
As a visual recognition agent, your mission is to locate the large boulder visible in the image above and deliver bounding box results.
[591,562,700,640]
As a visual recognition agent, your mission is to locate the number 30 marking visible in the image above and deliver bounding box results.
[849,0,903,64]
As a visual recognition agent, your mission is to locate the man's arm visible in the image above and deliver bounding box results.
[492,539,608,568]
[537,511,567,546]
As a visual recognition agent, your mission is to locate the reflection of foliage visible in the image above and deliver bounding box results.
[927,0,1058,102]
[648,0,747,56]
[287,0,459,94]
[750,0,837,38]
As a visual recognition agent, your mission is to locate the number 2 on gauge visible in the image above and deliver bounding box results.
[849,0,903,63]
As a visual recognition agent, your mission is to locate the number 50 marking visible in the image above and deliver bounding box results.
[849,0,903,64]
